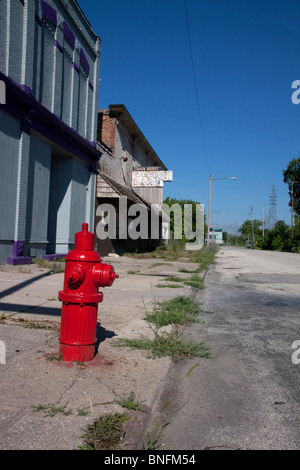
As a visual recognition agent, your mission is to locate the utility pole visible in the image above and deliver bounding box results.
[291,182,294,237]
[290,181,300,238]
[207,175,236,245]
[207,175,212,245]
[262,204,265,242]
[235,222,237,246]
[251,206,254,246]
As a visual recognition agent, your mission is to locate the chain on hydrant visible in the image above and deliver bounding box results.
[58,223,119,362]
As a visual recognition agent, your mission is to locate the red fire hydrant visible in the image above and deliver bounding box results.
[58,223,118,362]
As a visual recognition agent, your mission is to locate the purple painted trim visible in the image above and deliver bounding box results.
[89,81,94,91]
[7,256,32,265]
[0,71,102,167]
[42,254,66,261]
[21,108,38,134]
[7,241,32,265]
[72,62,80,73]
[80,49,90,76]
[35,14,43,27]
[12,241,25,257]
[41,0,57,26]
[63,21,75,48]
[90,142,96,148]
[21,84,32,95]
[54,40,63,53]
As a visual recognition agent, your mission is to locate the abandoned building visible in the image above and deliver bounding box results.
[96,104,172,256]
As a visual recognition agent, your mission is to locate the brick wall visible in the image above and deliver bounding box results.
[98,112,116,153]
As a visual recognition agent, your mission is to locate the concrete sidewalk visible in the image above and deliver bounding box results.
[0,255,203,450]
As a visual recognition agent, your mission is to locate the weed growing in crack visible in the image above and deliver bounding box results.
[145,296,200,328]
[115,333,210,363]
[79,413,130,450]
[113,295,211,362]
[31,403,72,417]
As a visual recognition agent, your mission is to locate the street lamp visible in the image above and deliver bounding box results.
[207,175,237,245]
[212,211,227,230]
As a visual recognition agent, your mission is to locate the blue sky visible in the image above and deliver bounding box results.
[78,0,300,233]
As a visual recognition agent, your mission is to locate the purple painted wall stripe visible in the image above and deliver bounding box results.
[41,0,57,26]
[21,84,32,95]
[35,14,43,27]
[63,21,76,48]
[72,63,80,73]
[54,40,63,53]
[80,49,90,76]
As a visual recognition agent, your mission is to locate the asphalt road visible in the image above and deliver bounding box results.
[147,246,300,450]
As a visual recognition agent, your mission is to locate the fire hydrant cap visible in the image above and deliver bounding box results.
[75,223,94,250]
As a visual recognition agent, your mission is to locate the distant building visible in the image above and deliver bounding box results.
[0,0,101,264]
[96,105,172,255]
[208,228,223,245]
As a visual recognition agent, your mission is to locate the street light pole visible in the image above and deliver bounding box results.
[207,176,237,245]
[207,175,212,245]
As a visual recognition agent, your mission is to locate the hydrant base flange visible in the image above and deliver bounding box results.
[59,343,96,363]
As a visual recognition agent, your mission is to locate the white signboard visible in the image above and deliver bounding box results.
[132,170,173,188]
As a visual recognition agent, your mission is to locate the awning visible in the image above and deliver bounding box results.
[97,171,151,208]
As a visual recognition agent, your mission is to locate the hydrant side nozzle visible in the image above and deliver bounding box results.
[68,266,85,286]
[92,264,119,288]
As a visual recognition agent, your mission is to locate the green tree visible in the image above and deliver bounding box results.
[291,216,300,253]
[238,219,263,245]
[163,197,206,240]
[263,220,292,252]
[283,157,300,217]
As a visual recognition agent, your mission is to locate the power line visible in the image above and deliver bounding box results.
[184,0,211,175]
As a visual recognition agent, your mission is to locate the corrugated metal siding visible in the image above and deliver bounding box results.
[0,2,7,74]
[78,68,87,137]
[69,158,90,236]
[7,0,23,81]
[41,21,55,111]
[47,157,72,252]
[61,41,73,125]
[25,135,51,243]
[0,110,20,240]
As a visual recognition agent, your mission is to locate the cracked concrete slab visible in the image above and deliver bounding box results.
[0,255,203,450]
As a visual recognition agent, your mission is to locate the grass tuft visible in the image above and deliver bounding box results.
[79,413,130,450]
[145,296,200,328]
[115,334,210,363]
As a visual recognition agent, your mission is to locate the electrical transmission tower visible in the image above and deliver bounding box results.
[267,185,278,229]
